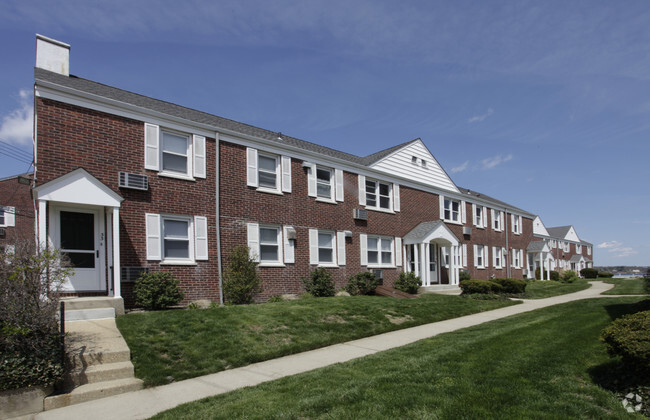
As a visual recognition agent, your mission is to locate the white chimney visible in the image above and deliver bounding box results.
[35,34,70,76]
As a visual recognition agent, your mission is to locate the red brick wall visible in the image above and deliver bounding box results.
[36,98,219,306]
[0,174,34,249]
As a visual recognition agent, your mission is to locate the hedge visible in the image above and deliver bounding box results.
[491,278,527,294]
[601,310,650,373]
[459,280,503,295]
[580,268,598,279]
[598,272,614,278]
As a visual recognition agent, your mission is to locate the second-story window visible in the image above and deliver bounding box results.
[161,131,190,175]
[258,154,279,190]
[444,198,460,222]
[366,179,391,210]
[317,168,333,199]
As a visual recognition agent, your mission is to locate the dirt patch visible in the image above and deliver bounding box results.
[385,314,413,325]
[249,324,262,332]
[322,315,347,324]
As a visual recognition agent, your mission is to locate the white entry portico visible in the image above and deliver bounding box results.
[403,221,461,286]
[33,168,124,298]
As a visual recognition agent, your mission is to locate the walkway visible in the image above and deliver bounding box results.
[35,281,625,420]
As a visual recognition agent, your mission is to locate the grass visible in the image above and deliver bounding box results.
[151,297,649,420]
[523,278,591,299]
[116,294,517,386]
[602,277,648,295]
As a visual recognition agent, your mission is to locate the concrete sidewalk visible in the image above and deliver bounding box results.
[34,281,624,420]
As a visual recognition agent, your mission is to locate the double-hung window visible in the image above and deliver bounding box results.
[308,165,344,202]
[474,244,487,269]
[444,199,460,222]
[366,179,391,210]
[316,168,333,199]
[366,235,393,267]
[309,229,345,266]
[144,123,206,180]
[492,210,503,231]
[146,213,208,264]
[246,148,291,194]
[259,225,281,263]
[318,231,334,264]
[258,154,279,190]
[475,206,483,227]
[576,244,582,254]
[493,247,503,269]
[511,214,522,235]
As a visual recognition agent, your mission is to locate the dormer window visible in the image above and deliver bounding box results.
[411,156,418,164]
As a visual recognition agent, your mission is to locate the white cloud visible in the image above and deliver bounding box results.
[0,90,33,146]
[481,154,513,170]
[451,160,469,173]
[468,108,494,123]
[597,240,622,249]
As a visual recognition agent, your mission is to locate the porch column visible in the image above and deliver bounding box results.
[112,207,121,298]
[449,246,456,285]
[422,243,429,286]
[38,200,47,251]
[539,253,545,280]
[413,245,419,277]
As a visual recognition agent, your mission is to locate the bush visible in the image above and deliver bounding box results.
[223,245,262,304]
[560,270,579,283]
[0,242,70,391]
[459,280,503,295]
[134,272,185,310]
[303,267,335,297]
[394,272,421,294]
[267,295,284,303]
[646,270,650,294]
[601,310,650,373]
[534,268,559,281]
[459,270,471,282]
[598,272,614,278]
[580,268,598,279]
[345,272,379,296]
[491,278,527,294]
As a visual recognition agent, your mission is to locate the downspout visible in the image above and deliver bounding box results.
[216,133,224,305]
[32,83,39,251]
[504,208,510,279]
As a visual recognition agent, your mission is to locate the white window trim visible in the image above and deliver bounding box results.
[246,147,291,194]
[144,123,206,180]
[365,235,395,268]
[363,178,395,213]
[0,206,15,227]
[256,224,284,267]
[160,128,194,180]
[146,213,205,265]
[442,198,464,225]
[309,229,338,267]
[491,209,504,232]
[309,165,343,203]
[474,244,487,269]
[493,246,502,269]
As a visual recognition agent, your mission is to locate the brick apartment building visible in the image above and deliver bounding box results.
[24,35,592,307]
[0,173,34,253]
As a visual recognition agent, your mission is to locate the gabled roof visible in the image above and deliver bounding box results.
[569,254,585,263]
[403,220,459,245]
[546,226,573,239]
[580,240,593,246]
[527,241,550,253]
[361,139,420,166]
[457,187,534,217]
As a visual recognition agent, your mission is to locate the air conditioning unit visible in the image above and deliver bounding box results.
[522,269,528,275]
[462,226,472,236]
[372,269,384,285]
[121,267,149,282]
[353,209,368,220]
[119,172,149,191]
[285,226,297,240]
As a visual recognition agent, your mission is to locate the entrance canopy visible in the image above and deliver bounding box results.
[404,221,459,246]
[33,168,123,206]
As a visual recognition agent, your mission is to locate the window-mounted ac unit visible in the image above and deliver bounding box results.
[121,267,149,283]
[372,269,384,285]
[353,209,368,220]
[119,172,149,191]
[462,226,472,236]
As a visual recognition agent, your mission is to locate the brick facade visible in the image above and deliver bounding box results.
[0,174,34,250]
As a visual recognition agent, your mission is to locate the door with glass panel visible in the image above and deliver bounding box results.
[429,243,438,284]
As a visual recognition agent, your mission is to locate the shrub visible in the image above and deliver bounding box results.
[580,268,598,279]
[459,270,471,282]
[394,272,421,294]
[134,272,185,310]
[0,242,70,391]
[598,272,614,278]
[601,310,650,373]
[223,245,262,304]
[345,272,379,296]
[267,295,284,303]
[645,270,650,294]
[492,278,527,294]
[560,270,578,283]
[303,267,335,297]
[459,280,503,295]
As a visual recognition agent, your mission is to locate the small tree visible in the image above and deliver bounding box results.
[0,241,71,391]
[223,245,262,304]
[394,271,421,294]
[346,272,379,296]
[302,267,335,297]
[134,272,185,310]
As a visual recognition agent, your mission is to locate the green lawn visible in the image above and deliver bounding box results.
[523,278,591,299]
[602,277,648,295]
[151,297,649,420]
[117,294,518,386]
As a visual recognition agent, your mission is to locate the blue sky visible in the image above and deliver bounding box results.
[0,0,648,266]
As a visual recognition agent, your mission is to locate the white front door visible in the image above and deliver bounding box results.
[52,206,105,292]
[429,243,438,284]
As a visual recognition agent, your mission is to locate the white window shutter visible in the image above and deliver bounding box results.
[194,216,208,260]
[511,249,515,267]
[246,148,258,187]
[193,135,206,179]
[358,175,366,206]
[247,223,259,262]
[335,169,344,202]
[439,195,445,220]
[393,184,400,212]
[360,233,368,266]
[482,207,487,228]
[511,214,515,232]
[283,226,295,264]
[144,123,159,170]
[500,212,505,231]
[462,244,467,267]
[337,231,346,265]
[472,204,477,226]
[461,201,466,223]
[485,246,490,267]
[307,164,317,197]
[520,250,524,269]
[145,213,161,260]
[395,237,402,266]
[5,206,15,227]
[473,244,478,267]
[309,229,319,265]
[503,247,507,268]
[492,247,497,268]
[281,155,292,193]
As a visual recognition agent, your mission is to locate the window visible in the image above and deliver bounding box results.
[444,198,460,222]
[493,247,502,269]
[367,236,393,267]
[246,148,291,193]
[411,156,417,164]
[316,168,332,199]
[318,231,334,263]
[511,215,522,235]
[513,249,521,268]
[474,245,486,268]
[0,206,15,227]
[587,246,591,256]
[309,229,345,266]
[146,214,208,263]
[473,204,485,228]
[366,179,391,210]
[492,210,503,231]
[144,123,206,180]
[259,226,282,263]
[576,244,582,254]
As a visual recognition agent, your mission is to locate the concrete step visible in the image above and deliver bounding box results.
[66,361,136,387]
[44,377,144,411]
[61,297,125,317]
[67,347,132,370]
[65,307,116,321]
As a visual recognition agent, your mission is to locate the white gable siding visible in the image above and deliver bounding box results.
[565,226,580,242]
[532,216,549,236]
[369,140,459,193]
